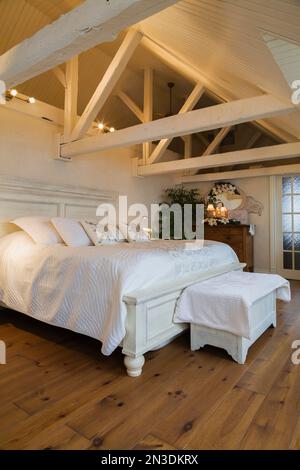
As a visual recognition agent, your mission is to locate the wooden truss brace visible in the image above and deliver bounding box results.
[147,83,205,164]
[70,29,142,142]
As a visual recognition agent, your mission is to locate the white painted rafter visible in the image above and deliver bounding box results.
[0,0,178,88]
[141,35,296,144]
[63,56,79,142]
[52,67,66,88]
[143,68,154,162]
[70,29,142,142]
[203,126,233,156]
[60,94,294,158]
[117,91,144,122]
[137,142,300,176]
[180,164,300,183]
[147,83,205,164]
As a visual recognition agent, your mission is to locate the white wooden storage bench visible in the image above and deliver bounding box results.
[174,271,290,364]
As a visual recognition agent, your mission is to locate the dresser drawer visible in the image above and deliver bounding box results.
[204,224,254,272]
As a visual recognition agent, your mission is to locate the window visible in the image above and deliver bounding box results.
[282,176,300,271]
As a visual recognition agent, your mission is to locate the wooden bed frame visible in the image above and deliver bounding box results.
[0,175,244,376]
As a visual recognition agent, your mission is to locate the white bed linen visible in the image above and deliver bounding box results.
[0,232,238,355]
[174,271,291,339]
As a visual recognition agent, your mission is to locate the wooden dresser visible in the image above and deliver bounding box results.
[204,224,254,272]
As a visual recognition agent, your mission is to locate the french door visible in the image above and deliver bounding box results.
[277,175,300,280]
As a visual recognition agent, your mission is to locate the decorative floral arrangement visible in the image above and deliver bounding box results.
[203,217,230,227]
[207,182,240,205]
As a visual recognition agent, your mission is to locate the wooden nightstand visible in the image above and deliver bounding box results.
[204,224,254,272]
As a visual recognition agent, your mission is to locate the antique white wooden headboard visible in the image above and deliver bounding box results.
[0,175,117,238]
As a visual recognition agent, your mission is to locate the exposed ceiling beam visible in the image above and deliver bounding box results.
[61,94,294,158]
[70,29,142,141]
[63,56,78,142]
[180,163,300,183]
[203,126,233,156]
[148,83,205,164]
[141,35,297,143]
[143,68,154,162]
[137,142,300,176]
[117,90,144,122]
[0,0,178,88]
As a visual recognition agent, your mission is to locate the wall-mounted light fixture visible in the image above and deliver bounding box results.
[4,89,36,104]
[94,121,117,133]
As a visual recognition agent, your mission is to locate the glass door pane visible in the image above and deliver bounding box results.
[280,176,300,278]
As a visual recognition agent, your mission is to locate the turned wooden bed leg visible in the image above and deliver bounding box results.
[124,355,145,377]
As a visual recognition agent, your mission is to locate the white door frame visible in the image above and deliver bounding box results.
[270,174,300,280]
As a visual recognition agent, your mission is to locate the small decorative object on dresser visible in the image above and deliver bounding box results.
[205,224,254,272]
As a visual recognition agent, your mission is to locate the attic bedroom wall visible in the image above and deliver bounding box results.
[0,106,175,207]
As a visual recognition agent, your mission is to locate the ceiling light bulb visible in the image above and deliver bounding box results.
[10,89,18,96]
[28,97,36,104]
[109,127,115,133]
[98,122,104,130]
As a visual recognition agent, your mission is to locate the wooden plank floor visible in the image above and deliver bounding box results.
[1,281,300,450]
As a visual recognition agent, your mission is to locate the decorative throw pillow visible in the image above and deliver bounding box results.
[81,220,125,246]
[12,216,64,245]
[119,222,151,243]
[51,217,92,247]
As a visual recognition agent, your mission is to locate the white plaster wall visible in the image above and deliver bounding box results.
[0,106,175,208]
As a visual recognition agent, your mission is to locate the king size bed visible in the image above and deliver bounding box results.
[0,177,243,376]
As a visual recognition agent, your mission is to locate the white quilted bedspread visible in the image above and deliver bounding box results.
[0,232,238,354]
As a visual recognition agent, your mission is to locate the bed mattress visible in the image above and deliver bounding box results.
[0,232,238,354]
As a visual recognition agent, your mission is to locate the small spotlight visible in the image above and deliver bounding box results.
[10,89,18,96]
[98,122,104,130]
[28,97,36,104]
[109,127,115,133]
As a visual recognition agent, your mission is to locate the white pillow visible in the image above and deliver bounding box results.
[12,216,64,245]
[51,217,92,247]
[119,222,151,243]
[81,220,126,246]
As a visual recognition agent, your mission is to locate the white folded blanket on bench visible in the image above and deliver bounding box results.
[174,271,291,339]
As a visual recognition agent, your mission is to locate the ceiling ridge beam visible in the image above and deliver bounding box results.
[0,0,178,88]
[70,29,142,142]
[148,83,205,164]
[137,142,300,176]
[60,94,295,158]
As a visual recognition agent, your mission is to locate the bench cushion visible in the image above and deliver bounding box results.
[174,271,290,339]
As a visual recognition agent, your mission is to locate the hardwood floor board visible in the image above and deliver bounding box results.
[133,434,177,451]
[89,352,230,449]
[66,343,194,441]
[237,322,300,395]
[0,403,29,440]
[149,357,247,448]
[240,357,300,450]
[183,386,265,450]
[22,423,90,450]
[1,282,300,450]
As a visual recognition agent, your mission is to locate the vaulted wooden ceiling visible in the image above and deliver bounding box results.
[0,0,299,140]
